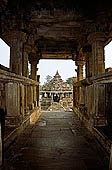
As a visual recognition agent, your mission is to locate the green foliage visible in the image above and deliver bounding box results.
[66,77,73,85]
[45,75,52,83]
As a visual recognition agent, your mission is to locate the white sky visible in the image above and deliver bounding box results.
[38,59,76,84]
[104,41,112,68]
[0,38,112,84]
[0,39,10,68]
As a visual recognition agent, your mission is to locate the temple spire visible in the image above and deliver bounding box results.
[56,70,59,75]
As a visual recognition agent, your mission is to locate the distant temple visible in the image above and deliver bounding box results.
[40,71,73,110]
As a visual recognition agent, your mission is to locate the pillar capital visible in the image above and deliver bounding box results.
[7,31,27,75]
[29,59,38,65]
[75,48,86,67]
[88,32,106,44]
[75,59,84,81]
[15,31,26,42]
[83,51,91,62]
[29,55,39,65]
[75,60,85,66]
[5,31,26,47]
[29,54,39,81]
[24,44,32,53]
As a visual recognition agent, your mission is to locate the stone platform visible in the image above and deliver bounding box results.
[1,111,109,170]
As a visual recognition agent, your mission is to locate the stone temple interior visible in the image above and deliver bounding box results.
[0,0,112,169]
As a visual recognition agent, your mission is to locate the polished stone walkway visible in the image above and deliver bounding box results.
[2,111,109,170]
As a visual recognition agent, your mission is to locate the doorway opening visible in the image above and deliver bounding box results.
[38,59,77,111]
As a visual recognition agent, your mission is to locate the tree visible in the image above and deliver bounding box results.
[45,75,52,83]
[66,77,73,85]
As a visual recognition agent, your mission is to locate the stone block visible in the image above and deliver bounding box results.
[5,83,20,117]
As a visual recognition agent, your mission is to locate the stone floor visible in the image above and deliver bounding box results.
[1,111,109,170]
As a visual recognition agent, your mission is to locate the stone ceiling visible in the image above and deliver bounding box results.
[0,0,112,60]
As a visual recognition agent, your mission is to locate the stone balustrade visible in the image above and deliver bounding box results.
[73,72,112,128]
[0,68,40,127]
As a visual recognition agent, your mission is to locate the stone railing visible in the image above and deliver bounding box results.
[0,68,40,127]
[73,72,112,128]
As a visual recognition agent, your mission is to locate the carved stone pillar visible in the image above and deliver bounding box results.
[27,85,34,110]
[33,86,37,107]
[73,85,79,107]
[85,52,92,78]
[75,61,85,81]
[37,75,40,106]
[22,44,31,77]
[29,58,38,81]
[9,31,26,75]
[88,32,105,76]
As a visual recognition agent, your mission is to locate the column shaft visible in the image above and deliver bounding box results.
[92,41,105,75]
[10,32,26,75]
[77,65,83,81]
[85,52,92,78]
[22,46,29,77]
[88,32,105,76]
[31,61,37,81]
